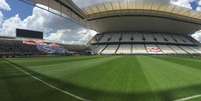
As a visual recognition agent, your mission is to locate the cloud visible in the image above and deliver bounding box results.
[0,14,25,37]
[0,0,11,11]
[0,11,3,26]
[0,4,96,44]
[171,0,193,9]
[192,31,201,42]
[1,0,201,44]
[196,0,201,11]
[46,28,97,44]
[46,29,71,43]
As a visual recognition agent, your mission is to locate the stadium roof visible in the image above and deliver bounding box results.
[24,0,201,34]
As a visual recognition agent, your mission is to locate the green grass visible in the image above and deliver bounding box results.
[1,55,201,101]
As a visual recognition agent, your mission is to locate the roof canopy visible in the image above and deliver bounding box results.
[72,0,170,9]
[26,0,201,34]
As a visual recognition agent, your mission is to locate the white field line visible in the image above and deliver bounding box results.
[7,61,90,101]
[174,94,201,101]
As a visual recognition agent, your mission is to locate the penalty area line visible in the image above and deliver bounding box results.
[6,61,90,101]
[174,94,201,101]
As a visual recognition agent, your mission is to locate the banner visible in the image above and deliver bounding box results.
[147,47,162,53]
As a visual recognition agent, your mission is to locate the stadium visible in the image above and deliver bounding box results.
[1,0,201,101]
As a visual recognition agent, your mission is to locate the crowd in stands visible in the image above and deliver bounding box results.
[0,39,46,57]
[0,38,92,58]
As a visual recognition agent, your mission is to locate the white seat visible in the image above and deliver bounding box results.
[109,33,121,42]
[133,44,147,54]
[180,46,197,54]
[170,45,187,54]
[99,34,111,43]
[155,34,167,43]
[144,34,156,43]
[163,34,176,43]
[158,45,176,54]
[116,44,132,54]
[95,45,107,54]
[102,45,118,54]
[121,33,132,42]
[133,33,144,42]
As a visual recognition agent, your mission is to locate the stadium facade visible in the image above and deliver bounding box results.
[24,0,201,55]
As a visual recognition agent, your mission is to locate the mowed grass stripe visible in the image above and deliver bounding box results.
[10,56,104,67]
[7,56,123,101]
[63,56,156,101]
[14,56,122,79]
[4,56,201,101]
[147,56,201,100]
[155,56,201,71]
[0,60,79,101]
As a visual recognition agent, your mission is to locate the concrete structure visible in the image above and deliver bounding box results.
[24,0,201,55]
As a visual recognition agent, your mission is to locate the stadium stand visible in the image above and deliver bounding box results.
[99,34,111,43]
[133,44,147,54]
[94,45,106,54]
[0,38,71,57]
[91,32,201,55]
[146,44,163,54]
[169,45,187,54]
[133,33,145,43]
[158,45,176,54]
[0,39,45,57]
[144,34,156,43]
[121,33,132,42]
[102,45,118,54]
[109,33,121,42]
[116,44,132,54]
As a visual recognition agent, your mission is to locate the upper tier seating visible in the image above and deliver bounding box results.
[155,33,167,43]
[109,33,121,42]
[121,33,132,42]
[96,32,196,45]
[163,34,176,43]
[144,34,157,43]
[133,33,144,42]
[99,34,111,43]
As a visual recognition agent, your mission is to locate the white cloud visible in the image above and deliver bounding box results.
[46,29,71,42]
[192,31,201,42]
[196,1,201,11]
[0,14,25,37]
[0,0,11,11]
[0,11,3,26]
[46,28,96,44]
[2,0,201,44]
[0,4,97,45]
[171,0,193,9]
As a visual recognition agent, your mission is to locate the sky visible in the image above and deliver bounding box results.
[0,0,201,44]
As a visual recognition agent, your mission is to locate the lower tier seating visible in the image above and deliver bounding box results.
[92,44,201,55]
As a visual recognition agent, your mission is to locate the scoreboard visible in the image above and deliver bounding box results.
[16,29,43,39]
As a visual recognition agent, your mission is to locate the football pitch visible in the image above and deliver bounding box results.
[1,55,201,101]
